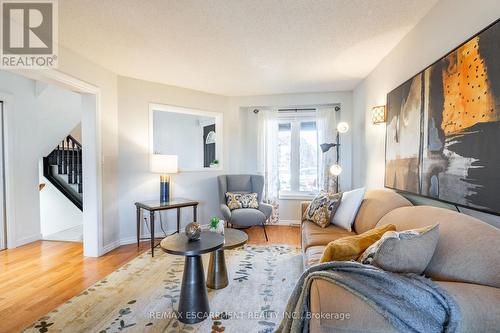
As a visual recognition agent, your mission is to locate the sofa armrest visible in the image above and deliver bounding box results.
[301,201,310,223]
[258,202,273,219]
[220,204,232,221]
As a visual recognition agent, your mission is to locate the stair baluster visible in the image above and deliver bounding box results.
[57,142,63,174]
[77,145,82,193]
[68,139,75,184]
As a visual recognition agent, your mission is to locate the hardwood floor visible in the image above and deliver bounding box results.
[0,225,299,333]
[245,224,300,246]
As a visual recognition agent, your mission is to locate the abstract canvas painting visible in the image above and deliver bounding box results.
[385,19,500,215]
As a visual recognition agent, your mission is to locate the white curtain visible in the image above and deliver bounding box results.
[257,109,280,224]
[316,107,338,193]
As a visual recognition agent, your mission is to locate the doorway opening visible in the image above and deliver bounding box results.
[40,129,83,242]
[1,69,102,257]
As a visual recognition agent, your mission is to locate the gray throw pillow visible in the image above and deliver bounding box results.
[359,224,439,274]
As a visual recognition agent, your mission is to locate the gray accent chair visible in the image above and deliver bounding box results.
[218,174,272,241]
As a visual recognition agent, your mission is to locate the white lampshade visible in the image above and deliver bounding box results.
[337,122,349,134]
[329,164,343,176]
[151,154,178,174]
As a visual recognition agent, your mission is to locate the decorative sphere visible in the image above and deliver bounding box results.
[185,222,201,241]
[329,164,343,176]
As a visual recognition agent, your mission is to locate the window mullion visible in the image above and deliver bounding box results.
[290,120,300,192]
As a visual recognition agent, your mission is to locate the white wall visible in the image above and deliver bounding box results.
[229,92,353,222]
[117,76,231,242]
[38,85,82,156]
[39,176,82,237]
[352,0,500,228]
[69,123,82,143]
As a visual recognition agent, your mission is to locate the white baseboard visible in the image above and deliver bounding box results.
[15,233,42,247]
[100,239,122,255]
[275,219,301,226]
[101,230,176,255]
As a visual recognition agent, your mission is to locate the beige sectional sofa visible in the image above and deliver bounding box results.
[301,189,500,333]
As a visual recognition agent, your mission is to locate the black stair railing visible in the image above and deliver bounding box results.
[43,135,83,210]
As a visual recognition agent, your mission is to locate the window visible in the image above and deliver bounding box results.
[299,121,318,192]
[278,123,291,192]
[277,116,318,197]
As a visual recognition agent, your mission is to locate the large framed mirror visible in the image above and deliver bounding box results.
[149,103,223,171]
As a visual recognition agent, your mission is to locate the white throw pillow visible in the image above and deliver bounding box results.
[331,187,366,231]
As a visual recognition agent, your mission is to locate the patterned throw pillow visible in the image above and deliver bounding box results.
[303,191,343,228]
[225,192,259,210]
[226,192,241,210]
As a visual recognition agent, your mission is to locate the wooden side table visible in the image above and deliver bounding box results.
[134,198,199,256]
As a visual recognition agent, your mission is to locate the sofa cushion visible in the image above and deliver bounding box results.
[301,221,355,251]
[309,278,500,333]
[320,224,396,263]
[310,279,398,333]
[437,281,500,333]
[303,246,324,269]
[353,189,412,234]
[377,206,500,288]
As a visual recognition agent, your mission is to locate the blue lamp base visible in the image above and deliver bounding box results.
[160,175,170,203]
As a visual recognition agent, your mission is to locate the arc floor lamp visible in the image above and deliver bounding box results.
[320,121,349,193]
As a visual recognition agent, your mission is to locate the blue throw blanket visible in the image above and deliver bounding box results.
[277,261,460,333]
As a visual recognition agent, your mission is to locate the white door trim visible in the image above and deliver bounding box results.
[6,68,103,256]
[0,101,6,250]
[0,92,18,250]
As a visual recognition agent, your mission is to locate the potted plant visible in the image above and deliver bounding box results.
[209,216,225,234]
[210,159,219,168]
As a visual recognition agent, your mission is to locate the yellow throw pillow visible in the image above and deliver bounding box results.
[320,224,396,263]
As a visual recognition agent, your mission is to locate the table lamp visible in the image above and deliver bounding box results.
[151,154,178,203]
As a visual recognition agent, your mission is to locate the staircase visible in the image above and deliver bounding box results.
[43,135,83,210]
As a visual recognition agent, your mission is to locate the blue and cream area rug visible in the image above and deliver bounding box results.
[24,245,302,333]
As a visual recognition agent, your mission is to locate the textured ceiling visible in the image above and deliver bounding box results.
[59,0,438,96]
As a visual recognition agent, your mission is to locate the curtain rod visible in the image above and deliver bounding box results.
[278,106,340,112]
[278,108,316,112]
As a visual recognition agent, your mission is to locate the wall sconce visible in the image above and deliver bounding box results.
[372,105,386,124]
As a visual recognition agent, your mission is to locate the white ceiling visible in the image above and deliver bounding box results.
[59,0,438,96]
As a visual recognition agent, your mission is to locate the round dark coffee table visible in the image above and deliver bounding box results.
[206,228,248,289]
[160,230,224,324]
